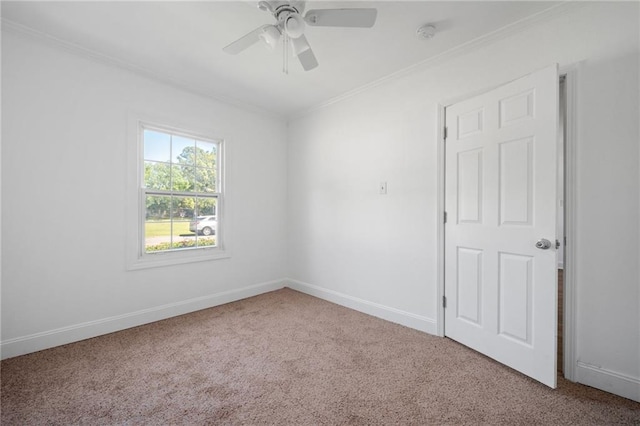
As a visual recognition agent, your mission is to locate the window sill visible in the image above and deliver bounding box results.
[127,247,230,270]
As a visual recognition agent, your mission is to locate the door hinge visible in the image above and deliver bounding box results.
[443,127,448,140]
[443,295,447,308]
[444,211,447,224]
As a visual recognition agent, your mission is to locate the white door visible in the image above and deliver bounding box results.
[445,65,559,388]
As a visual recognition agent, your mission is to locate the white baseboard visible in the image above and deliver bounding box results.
[286,279,438,335]
[1,279,285,360]
[576,361,640,402]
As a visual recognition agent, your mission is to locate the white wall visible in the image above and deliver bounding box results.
[1,30,288,357]
[288,2,639,401]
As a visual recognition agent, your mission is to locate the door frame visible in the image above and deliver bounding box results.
[435,66,579,381]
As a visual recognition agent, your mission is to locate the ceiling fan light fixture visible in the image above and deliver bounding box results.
[257,1,273,13]
[223,3,378,72]
[284,13,305,38]
[260,25,281,49]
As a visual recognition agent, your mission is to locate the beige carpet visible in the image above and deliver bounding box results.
[2,288,639,425]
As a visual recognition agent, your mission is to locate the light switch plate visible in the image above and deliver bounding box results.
[379,181,387,195]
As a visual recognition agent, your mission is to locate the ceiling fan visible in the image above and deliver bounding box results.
[223,1,378,72]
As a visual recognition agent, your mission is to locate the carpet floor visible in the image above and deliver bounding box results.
[2,288,639,425]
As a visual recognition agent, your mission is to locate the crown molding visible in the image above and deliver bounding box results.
[1,18,285,121]
[289,1,586,121]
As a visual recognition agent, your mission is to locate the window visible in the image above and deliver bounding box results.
[140,123,223,256]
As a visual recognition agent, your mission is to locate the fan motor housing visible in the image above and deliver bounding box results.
[267,1,305,18]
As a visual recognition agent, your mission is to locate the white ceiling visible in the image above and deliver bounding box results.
[1,1,561,117]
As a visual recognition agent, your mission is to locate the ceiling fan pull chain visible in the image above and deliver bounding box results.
[282,31,289,74]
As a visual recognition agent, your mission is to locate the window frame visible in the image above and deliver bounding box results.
[127,117,229,270]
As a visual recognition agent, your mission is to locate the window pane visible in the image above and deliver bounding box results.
[144,130,171,162]
[173,196,195,221]
[172,165,195,192]
[144,161,171,190]
[195,140,216,168]
[145,195,172,253]
[197,235,216,248]
[171,196,197,249]
[172,135,195,165]
[194,197,217,248]
[195,167,216,193]
[145,195,171,220]
[196,196,217,217]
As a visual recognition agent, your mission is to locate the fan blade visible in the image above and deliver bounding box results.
[298,48,319,71]
[292,35,318,71]
[290,34,310,56]
[223,25,269,54]
[304,8,377,28]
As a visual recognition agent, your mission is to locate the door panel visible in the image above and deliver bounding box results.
[445,65,559,388]
[498,252,533,344]
[499,137,533,225]
[458,149,483,223]
[457,247,483,325]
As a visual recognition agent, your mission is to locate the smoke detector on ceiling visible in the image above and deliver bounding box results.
[416,24,436,40]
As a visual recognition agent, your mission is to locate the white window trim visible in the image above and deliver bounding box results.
[126,113,229,270]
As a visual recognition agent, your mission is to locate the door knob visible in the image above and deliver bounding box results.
[535,239,552,250]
